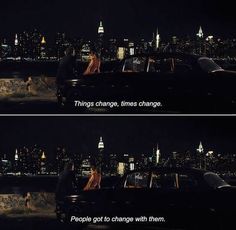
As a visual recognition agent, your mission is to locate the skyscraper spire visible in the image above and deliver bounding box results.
[41,36,46,44]
[156,27,160,49]
[98,136,104,150]
[197,141,204,153]
[41,151,46,159]
[98,21,104,34]
[196,26,204,38]
[14,34,19,46]
[15,149,19,161]
[156,143,161,164]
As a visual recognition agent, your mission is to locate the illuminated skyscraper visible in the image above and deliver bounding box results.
[97,21,105,58]
[15,149,19,161]
[152,143,161,166]
[40,36,47,59]
[98,136,104,150]
[156,27,160,50]
[196,141,205,169]
[14,149,20,174]
[197,26,204,38]
[14,34,19,46]
[156,144,161,164]
[98,21,104,34]
[97,136,106,173]
[40,151,47,174]
[13,34,20,59]
[197,141,204,153]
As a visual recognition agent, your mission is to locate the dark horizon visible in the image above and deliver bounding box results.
[0,117,236,162]
[0,0,236,41]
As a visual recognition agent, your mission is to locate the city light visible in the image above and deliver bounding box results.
[0,23,236,62]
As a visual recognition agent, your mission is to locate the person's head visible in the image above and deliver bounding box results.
[91,165,99,173]
[64,160,75,172]
[90,49,98,57]
[65,46,75,56]
[91,165,101,174]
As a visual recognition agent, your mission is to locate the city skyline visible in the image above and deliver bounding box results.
[1,117,236,161]
[0,0,235,40]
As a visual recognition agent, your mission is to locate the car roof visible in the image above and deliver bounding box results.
[125,52,203,61]
[124,167,208,177]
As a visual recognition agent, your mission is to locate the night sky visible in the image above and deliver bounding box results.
[0,0,235,41]
[0,116,236,161]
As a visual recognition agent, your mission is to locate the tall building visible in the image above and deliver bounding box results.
[55,33,69,59]
[197,141,204,153]
[13,34,20,59]
[40,36,47,59]
[196,26,204,38]
[156,27,160,50]
[81,154,92,176]
[109,153,118,176]
[196,26,205,55]
[18,147,31,174]
[14,34,18,46]
[40,151,47,174]
[196,141,205,169]
[97,21,105,57]
[31,29,41,59]
[1,38,11,58]
[107,39,118,60]
[156,144,161,164]
[14,149,20,174]
[1,154,12,174]
[81,40,92,61]
[97,136,105,173]
[56,147,69,174]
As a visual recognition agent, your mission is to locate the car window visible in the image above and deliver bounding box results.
[148,57,193,74]
[124,172,149,188]
[123,57,147,72]
[178,174,199,190]
[151,173,179,190]
[148,58,174,73]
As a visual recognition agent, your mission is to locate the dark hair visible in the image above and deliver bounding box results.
[91,165,101,173]
[91,165,97,171]
[65,46,75,56]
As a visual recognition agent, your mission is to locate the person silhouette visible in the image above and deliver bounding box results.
[55,160,78,201]
[83,51,101,75]
[83,166,101,190]
[56,46,77,105]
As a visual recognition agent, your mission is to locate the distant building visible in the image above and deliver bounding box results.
[56,147,69,174]
[153,27,160,51]
[81,155,92,176]
[55,32,70,59]
[97,136,108,174]
[81,41,92,61]
[196,141,206,169]
[40,36,47,59]
[97,21,105,58]
[40,151,47,174]
[152,143,161,166]
[196,26,204,38]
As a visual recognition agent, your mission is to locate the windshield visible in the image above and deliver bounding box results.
[198,57,224,73]
[204,172,230,189]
